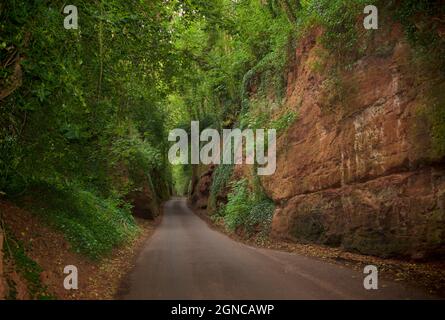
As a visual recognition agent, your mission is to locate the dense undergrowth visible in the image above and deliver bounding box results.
[220,179,275,238]
[18,183,139,260]
[0,0,175,294]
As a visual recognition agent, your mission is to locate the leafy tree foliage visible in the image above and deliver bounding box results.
[0,0,175,198]
[0,0,177,256]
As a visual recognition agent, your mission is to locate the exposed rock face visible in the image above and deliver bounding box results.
[263,26,445,259]
[127,186,160,219]
[190,165,215,210]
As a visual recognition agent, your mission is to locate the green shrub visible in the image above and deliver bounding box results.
[271,111,298,133]
[222,178,275,236]
[394,0,445,61]
[239,100,272,130]
[223,179,253,231]
[245,198,275,237]
[300,0,373,62]
[209,164,234,210]
[19,183,139,260]
[241,103,297,135]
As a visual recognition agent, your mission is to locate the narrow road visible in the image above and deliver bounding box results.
[120,198,434,300]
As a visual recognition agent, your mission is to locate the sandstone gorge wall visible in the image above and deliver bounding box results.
[262,26,445,259]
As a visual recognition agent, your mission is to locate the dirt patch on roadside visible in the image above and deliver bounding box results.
[190,203,445,298]
[0,200,160,300]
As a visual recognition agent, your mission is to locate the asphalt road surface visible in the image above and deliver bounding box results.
[120,198,435,300]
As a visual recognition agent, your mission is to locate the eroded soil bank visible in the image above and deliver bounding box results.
[0,200,159,300]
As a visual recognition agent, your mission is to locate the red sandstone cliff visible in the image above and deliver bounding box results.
[263,25,445,259]
[191,23,445,260]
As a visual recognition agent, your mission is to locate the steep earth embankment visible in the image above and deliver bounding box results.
[0,199,159,300]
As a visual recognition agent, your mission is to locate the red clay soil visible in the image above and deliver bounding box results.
[0,200,159,300]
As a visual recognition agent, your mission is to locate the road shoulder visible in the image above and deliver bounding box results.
[189,201,445,298]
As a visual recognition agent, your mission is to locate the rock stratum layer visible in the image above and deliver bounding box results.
[262,26,445,259]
